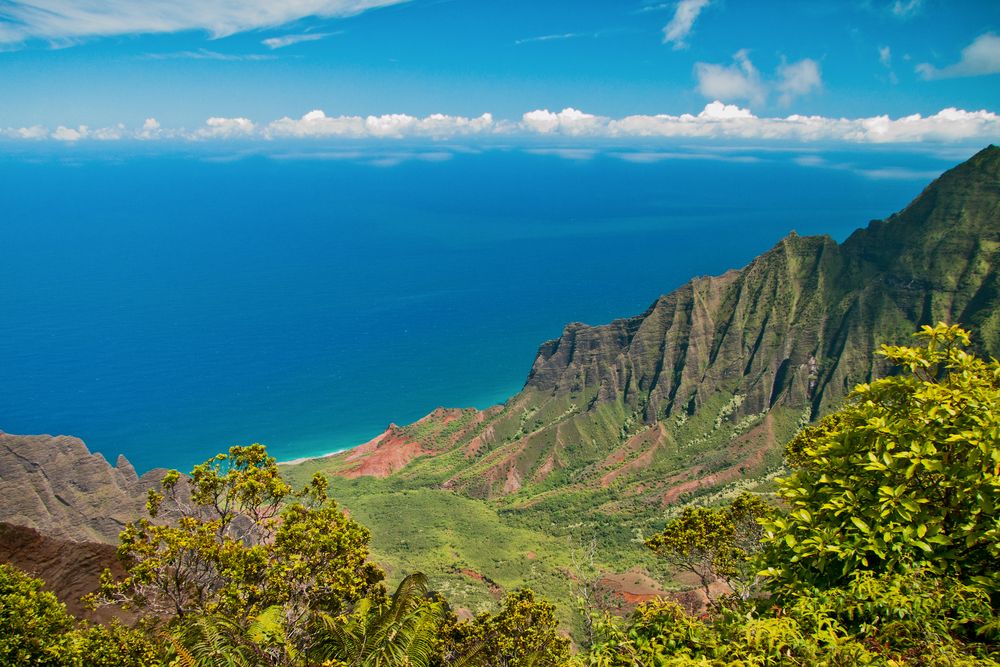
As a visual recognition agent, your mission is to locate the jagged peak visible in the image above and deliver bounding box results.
[843,144,999,255]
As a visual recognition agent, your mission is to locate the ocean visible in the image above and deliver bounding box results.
[0,143,971,472]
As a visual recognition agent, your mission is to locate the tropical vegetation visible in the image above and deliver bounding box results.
[2,323,998,665]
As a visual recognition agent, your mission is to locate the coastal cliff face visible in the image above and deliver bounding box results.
[319,145,1000,507]
[0,431,166,544]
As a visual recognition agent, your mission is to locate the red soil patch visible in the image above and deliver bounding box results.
[458,568,503,599]
[599,423,666,470]
[503,465,523,494]
[660,413,776,506]
[597,570,667,607]
[339,425,429,478]
[597,569,730,615]
[336,406,497,478]
[464,424,496,458]
[532,455,556,483]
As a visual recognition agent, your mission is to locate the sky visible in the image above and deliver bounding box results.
[0,0,999,146]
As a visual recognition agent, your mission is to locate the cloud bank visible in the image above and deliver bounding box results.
[0,0,408,44]
[3,103,998,145]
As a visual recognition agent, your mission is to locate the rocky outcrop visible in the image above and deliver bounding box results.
[0,432,166,544]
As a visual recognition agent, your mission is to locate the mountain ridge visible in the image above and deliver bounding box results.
[304,145,1000,506]
[0,431,172,544]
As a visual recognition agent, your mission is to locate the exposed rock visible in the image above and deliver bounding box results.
[339,425,429,478]
[0,431,167,544]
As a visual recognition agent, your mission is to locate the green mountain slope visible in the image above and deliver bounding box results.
[284,145,1000,619]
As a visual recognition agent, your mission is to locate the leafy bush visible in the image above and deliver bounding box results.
[0,563,74,665]
[761,324,1000,595]
[0,564,161,667]
[440,589,570,666]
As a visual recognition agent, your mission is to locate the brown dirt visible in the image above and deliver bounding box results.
[597,570,667,607]
[0,522,134,623]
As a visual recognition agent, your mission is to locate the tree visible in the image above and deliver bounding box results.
[0,564,161,667]
[0,563,74,666]
[68,620,163,667]
[93,444,385,662]
[440,589,571,667]
[580,324,1000,665]
[644,493,772,603]
[761,324,1000,595]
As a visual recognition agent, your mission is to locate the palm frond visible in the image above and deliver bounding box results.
[311,572,446,667]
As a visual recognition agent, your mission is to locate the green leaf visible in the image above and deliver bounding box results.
[850,517,871,534]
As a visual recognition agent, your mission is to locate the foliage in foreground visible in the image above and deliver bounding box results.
[582,324,1000,665]
[762,324,1000,594]
[0,563,160,666]
[3,323,998,665]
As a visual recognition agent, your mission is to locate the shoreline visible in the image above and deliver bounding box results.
[277,448,345,467]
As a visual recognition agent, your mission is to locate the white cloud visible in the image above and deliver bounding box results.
[696,51,821,107]
[917,32,1000,80]
[143,49,276,61]
[891,0,922,18]
[193,117,255,139]
[608,104,1000,144]
[857,166,943,180]
[4,125,48,139]
[51,125,87,141]
[514,33,584,46]
[524,148,598,160]
[91,123,127,140]
[776,58,821,106]
[2,104,998,145]
[609,150,760,164]
[662,0,710,49]
[878,46,899,84]
[264,109,496,139]
[520,108,603,135]
[695,49,766,106]
[137,117,163,140]
[879,46,892,68]
[0,0,408,45]
[262,32,334,49]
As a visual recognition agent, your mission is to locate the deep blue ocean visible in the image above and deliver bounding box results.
[0,144,973,472]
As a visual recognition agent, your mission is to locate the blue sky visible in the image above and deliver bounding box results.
[1,0,999,144]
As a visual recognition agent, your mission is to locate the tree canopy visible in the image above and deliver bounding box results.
[761,323,1000,595]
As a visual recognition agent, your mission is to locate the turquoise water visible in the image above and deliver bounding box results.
[0,145,965,472]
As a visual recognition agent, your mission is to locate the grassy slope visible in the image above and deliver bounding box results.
[281,389,792,630]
